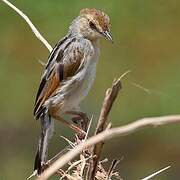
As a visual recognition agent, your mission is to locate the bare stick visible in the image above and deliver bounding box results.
[88,78,122,179]
[141,165,171,180]
[1,0,53,52]
[37,114,180,180]
[96,79,122,134]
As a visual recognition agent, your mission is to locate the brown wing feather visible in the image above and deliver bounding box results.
[34,67,60,118]
[34,38,84,119]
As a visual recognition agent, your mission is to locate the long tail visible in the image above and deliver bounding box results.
[34,112,54,175]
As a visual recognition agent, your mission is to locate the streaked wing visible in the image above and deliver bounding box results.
[34,37,85,119]
[34,36,69,104]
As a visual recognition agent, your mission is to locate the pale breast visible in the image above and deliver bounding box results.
[66,41,99,109]
[73,41,99,103]
[73,61,97,103]
[63,55,98,112]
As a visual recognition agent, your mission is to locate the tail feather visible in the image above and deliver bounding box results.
[34,112,54,175]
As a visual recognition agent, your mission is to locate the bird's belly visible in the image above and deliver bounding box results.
[76,62,96,101]
[63,61,97,112]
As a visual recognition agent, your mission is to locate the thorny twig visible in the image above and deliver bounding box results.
[37,96,180,179]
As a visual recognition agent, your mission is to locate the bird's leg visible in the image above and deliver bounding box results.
[51,113,86,137]
[65,111,89,132]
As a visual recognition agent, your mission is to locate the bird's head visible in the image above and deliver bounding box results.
[70,8,113,42]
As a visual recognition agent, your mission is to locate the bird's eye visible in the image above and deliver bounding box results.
[89,21,97,30]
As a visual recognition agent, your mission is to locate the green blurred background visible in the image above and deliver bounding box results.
[0,0,180,179]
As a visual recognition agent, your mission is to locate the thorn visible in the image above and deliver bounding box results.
[38,59,46,66]
[141,165,171,180]
[26,170,37,180]
[119,70,131,81]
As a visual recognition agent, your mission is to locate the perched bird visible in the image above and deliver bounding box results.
[33,8,113,175]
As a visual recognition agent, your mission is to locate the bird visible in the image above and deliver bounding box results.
[33,8,113,175]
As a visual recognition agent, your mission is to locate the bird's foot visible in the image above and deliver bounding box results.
[52,113,86,138]
[66,111,89,132]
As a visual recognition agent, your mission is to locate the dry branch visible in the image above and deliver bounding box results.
[141,165,171,180]
[37,114,180,180]
[1,0,52,52]
[88,79,122,179]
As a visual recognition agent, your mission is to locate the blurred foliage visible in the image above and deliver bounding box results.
[0,0,180,179]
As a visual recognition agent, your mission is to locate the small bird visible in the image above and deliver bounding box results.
[33,8,113,175]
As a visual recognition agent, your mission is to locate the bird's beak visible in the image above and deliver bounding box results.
[102,31,113,43]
